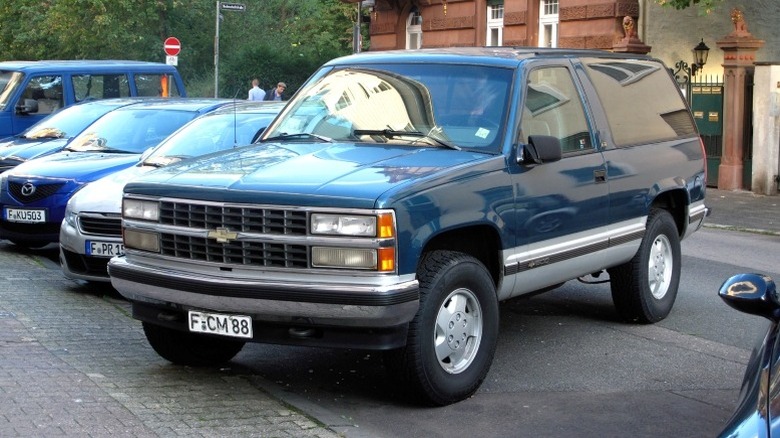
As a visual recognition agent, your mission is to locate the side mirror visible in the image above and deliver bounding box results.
[719,273,779,321]
[16,99,38,114]
[518,135,562,165]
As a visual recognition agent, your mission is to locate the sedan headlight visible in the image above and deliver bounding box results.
[63,201,77,228]
[123,199,160,221]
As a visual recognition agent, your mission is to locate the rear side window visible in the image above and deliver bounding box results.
[73,74,130,101]
[135,74,182,97]
[582,58,696,146]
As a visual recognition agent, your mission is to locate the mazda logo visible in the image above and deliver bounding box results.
[20,183,36,197]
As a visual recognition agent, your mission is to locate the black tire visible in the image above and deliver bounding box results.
[142,322,245,367]
[608,208,681,323]
[385,250,499,406]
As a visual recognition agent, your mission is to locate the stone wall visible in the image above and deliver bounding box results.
[641,0,780,76]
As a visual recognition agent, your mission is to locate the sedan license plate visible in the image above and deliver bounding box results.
[188,311,253,339]
[86,240,124,257]
[4,208,46,223]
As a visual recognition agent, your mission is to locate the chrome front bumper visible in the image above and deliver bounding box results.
[108,256,420,328]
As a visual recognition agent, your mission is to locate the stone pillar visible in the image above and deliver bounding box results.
[716,8,764,190]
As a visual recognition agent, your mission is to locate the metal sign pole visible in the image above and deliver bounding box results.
[214,1,220,98]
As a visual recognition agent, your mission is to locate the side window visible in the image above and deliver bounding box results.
[582,58,696,146]
[520,67,591,154]
[135,73,182,97]
[20,75,63,115]
[72,74,130,101]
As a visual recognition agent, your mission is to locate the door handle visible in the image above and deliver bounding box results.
[594,169,606,183]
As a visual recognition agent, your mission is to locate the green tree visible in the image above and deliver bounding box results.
[655,0,724,14]
[0,0,358,96]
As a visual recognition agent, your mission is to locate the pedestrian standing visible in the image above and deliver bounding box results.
[264,82,286,101]
[248,78,266,101]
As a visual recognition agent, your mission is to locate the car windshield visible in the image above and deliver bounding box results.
[142,111,277,167]
[66,108,196,153]
[22,103,123,140]
[0,71,24,111]
[264,63,513,152]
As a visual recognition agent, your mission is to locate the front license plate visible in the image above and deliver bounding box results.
[188,311,253,339]
[86,240,125,257]
[4,208,46,223]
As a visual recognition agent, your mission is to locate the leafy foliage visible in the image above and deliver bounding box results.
[0,0,361,97]
[655,0,724,14]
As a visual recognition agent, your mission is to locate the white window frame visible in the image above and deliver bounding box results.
[486,4,504,47]
[406,9,422,50]
[538,0,559,48]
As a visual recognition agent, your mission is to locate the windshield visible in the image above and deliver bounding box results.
[264,64,513,152]
[142,111,277,167]
[22,103,123,140]
[0,71,24,110]
[66,108,196,153]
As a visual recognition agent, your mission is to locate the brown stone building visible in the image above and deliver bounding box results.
[344,0,641,52]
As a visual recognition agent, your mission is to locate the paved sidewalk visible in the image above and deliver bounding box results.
[0,245,343,437]
[704,188,779,235]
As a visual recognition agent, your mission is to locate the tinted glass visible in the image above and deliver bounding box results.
[22,102,123,140]
[266,64,513,152]
[520,67,591,153]
[19,75,63,115]
[143,111,278,167]
[67,108,196,153]
[0,71,24,110]
[135,74,181,97]
[583,58,696,146]
[72,74,130,100]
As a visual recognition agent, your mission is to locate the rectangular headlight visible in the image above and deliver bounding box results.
[124,229,160,252]
[311,214,377,236]
[312,247,377,269]
[123,199,160,221]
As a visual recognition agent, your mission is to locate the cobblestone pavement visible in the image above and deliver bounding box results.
[0,243,342,438]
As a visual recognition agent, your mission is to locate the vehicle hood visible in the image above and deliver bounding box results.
[125,142,493,208]
[68,164,153,214]
[0,138,68,161]
[9,151,141,183]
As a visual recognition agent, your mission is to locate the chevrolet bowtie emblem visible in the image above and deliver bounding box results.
[207,227,238,243]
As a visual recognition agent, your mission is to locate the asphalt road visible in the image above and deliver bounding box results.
[230,227,779,438]
[1,226,777,437]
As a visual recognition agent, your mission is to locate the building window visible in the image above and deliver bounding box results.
[406,8,422,50]
[539,0,558,48]
[487,2,504,47]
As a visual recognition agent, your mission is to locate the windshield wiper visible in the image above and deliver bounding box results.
[262,133,333,143]
[353,129,460,151]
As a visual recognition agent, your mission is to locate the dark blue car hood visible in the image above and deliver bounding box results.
[8,150,141,183]
[125,141,493,208]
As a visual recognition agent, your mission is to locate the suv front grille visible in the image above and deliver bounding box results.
[155,201,310,268]
[159,201,307,235]
[160,234,308,268]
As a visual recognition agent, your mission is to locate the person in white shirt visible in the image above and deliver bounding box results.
[247,78,266,101]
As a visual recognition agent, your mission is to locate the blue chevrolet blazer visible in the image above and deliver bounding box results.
[108,48,709,406]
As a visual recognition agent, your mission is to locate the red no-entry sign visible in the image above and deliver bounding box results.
[164,37,181,56]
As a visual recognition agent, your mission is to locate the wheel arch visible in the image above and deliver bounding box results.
[418,224,503,290]
[650,187,689,237]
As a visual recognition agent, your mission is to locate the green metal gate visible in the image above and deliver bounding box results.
[690,77,723,187]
